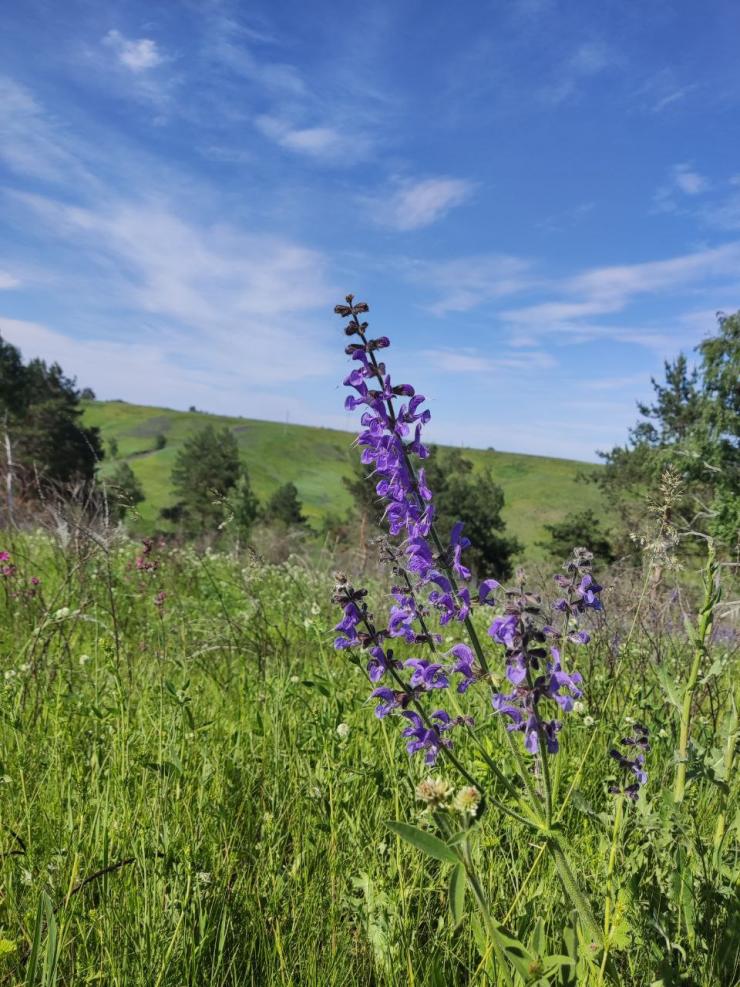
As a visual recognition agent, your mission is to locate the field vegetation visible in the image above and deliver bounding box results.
[0,529,737,986]
[0,306,737,985]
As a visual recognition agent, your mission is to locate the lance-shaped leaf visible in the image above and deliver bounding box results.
[385,821,459,864]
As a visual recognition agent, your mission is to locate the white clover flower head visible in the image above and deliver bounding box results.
[4,669,16,680]
[454,786,481,818]
[658,728,668,738]
[289,675,300,684]
[573,700,586,715]
[416,777,454,809]
[54,607,71,620]
[583,715,595,728]
[196,871,212,886]
[79,654,91,666]
[336,722,350,739]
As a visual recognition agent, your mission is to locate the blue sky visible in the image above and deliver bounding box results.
[1,0,739,461]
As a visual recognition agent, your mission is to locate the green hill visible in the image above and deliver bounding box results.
[82,400,606,559]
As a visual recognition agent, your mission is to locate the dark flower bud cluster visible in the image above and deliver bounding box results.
[488,583,584,754]
[552,547,603,619]
[608,723,650,799]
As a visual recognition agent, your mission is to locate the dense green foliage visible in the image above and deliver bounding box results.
[0,335,102,491]
[0,534,736,985]
[424,448,521,579]
[537,509,615,565]
[167,425,245,537]
[599,311,739,556]
[263,483,307,528]
[81,400,607,559]
[107,462,145,520]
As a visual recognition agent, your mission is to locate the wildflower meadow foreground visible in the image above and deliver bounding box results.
[0,299,736,985]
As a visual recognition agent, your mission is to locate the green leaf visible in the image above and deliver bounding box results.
[542,953,574,972]
[448,863,466,927]
[656,665,683,710]
[385,821,459,864]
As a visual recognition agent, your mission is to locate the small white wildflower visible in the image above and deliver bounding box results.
[416,777,454,809]
[573,700,586,716]
[4,670,16,681]
[310,603,320,616]
[289,675,300,684]
[21,869,32,885]
[54,607,71,620]
[196,871,212,886]
[658,728,668,739]
[624,715,634,725]
[336,722,350,740]
[453,786,481,818]
[19,663,31,673]
[583,715,595,728]
[79,654,91,666]
[0,775,11,784]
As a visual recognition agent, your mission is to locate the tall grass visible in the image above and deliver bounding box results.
[0,531,737,985]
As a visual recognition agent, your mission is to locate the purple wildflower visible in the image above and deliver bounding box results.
[404,658,449,691]
[609,724,650,799]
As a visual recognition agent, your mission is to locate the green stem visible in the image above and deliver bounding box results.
[547,832,603,947]
[460,841,515,987]
[713,691,738,854]
[599,796,624,983]
[674,541,716,803]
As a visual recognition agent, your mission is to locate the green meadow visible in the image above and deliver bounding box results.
[0,534,736,985]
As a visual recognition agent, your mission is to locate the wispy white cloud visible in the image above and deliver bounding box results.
[499,243,740,346]
[423,347,556,372]
[673,164,708,196]
[654,162,709,213]
[10,187,339,397]
[0,270,20,290]
[0,77,96,185]
[634,71,698,114]
[369,177,476,232]
[204,14,306,97]
[102,30,164,72]
[255,115,367,162]
[541,40,619,104]
[402,254,535,314]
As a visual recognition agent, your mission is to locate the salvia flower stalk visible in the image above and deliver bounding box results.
[330,294,628,968]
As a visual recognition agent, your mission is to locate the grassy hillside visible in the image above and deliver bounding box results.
[82,400,606,558]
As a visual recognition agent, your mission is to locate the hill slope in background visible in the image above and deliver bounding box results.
[82,400,606,559]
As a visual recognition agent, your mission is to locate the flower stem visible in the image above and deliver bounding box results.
[674,541,717,803]
[547,831,603,947]
[599,795,624,983]
[459,840,515,987]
